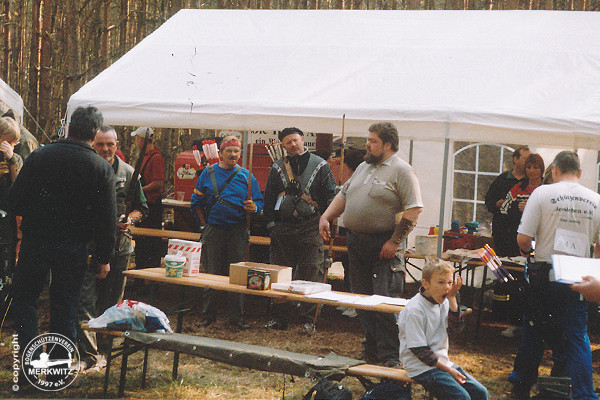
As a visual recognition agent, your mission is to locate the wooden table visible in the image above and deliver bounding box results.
[128,226,348,253]
[123,268,403,314]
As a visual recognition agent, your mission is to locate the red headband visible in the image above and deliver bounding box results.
[220,139,241,150]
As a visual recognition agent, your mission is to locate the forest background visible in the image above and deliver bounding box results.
[1,0,599,197]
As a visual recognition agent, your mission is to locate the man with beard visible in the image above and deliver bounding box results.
[319,122,423,367]
[263,127,336,330]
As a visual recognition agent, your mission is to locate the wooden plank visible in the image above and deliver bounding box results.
[128,227,348,253]
[130,226,200,241]
[346,364,414,383]
[80,323,124,337]
[162,199,191,209]
[123,268,404,314]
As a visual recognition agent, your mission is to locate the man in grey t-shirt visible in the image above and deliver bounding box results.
[319,122,423,367]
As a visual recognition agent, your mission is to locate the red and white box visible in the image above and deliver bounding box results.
[167,239,201,276]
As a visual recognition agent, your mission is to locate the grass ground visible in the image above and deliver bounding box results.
[1,279,599,399]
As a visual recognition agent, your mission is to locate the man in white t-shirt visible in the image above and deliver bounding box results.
[505,151,600,400]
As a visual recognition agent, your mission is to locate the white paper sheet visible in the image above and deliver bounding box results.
[369,295,410,306]
[551,254,600,284]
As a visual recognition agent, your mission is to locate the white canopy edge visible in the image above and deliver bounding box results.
[67,9,600,149]
[0,77,24,125]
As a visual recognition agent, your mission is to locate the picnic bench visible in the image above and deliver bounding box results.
[82,324,416,398]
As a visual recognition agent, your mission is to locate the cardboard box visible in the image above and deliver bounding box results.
[229,262,292,286]
[167,239,201,276]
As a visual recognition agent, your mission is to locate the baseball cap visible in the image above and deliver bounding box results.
[131,126,153,138]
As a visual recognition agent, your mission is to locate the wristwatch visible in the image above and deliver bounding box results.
[520,248,533,256]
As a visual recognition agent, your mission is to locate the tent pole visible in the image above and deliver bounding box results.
[409,140,413,166]
[436,136,450,257]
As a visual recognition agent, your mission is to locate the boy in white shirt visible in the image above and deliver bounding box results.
[398,258,488,400]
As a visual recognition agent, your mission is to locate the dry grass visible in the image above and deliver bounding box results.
[1,281,600,399]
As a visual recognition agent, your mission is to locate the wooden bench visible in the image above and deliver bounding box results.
[82,325,415,397]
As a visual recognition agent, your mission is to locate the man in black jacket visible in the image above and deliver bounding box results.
[263,127,336,330]
[9,106,117,354]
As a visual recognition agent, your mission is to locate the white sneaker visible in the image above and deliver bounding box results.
[501,326,521,338]
[342,308,358,318]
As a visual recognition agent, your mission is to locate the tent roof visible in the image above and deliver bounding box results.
[67,10,600,148]
[0,77,24,124]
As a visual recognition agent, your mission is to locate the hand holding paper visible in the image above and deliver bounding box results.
[571,276,600,303]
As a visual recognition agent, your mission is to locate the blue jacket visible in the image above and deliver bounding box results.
[191,163,263,229]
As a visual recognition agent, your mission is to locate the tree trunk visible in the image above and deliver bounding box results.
[38,0,53,137]
[29,0,41,136]
[64,0,81,108]
[2,0,10,81]
[136,0,147,43]
[102,0,110,70]
[16,0,25,106]
[119,0,128,56]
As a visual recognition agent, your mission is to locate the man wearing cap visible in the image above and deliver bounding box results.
[191,136,263,330]
[9,106,117,360]
[319,122,423,367]
[76,126,149,371]
[263,127,336,330]
[131,127,165,270]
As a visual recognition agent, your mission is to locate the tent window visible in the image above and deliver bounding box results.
[452,143,515,231]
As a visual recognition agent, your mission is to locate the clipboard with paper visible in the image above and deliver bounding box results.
[551,254,600,284]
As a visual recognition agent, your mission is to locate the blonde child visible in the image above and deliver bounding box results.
[398,257,488,400]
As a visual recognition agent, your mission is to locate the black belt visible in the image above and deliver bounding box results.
[275,214,318,223]
[348,230,393,238]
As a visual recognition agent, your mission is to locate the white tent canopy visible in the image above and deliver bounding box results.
[0,77,24,125]
[67,9,600,149]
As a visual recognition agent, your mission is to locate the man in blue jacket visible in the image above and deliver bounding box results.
[191,136,263,330]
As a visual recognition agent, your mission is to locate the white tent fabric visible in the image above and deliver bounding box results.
[0,77,24,124]
[67,9,600,149]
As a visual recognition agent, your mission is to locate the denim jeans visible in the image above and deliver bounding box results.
[413,364,489,400]
[12,238,89,352]
[508,282,598,400]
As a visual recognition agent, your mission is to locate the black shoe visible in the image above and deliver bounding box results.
[229,320,250,331]
[359,351,378,364]
[499,384,531,400]
[263,319,288,330]
[199,318,216,327]
[382,359,401,368]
